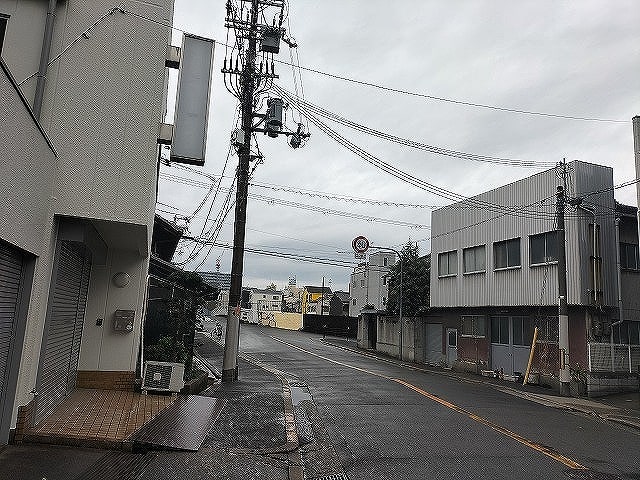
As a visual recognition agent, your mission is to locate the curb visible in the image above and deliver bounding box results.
[321,338,640,432]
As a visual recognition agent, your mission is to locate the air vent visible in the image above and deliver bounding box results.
[142,361,185,392]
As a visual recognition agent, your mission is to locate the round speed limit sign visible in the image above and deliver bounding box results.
[352,235,370,254]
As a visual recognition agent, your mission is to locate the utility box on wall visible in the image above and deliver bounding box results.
[113,309,135,333]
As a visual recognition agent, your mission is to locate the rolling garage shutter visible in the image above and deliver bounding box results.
[35,241,91,423]
[0,242,24,430]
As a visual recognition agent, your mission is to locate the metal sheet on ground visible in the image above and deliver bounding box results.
[131,396,225,451]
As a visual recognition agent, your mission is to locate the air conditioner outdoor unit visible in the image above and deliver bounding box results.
[142,361,185,393]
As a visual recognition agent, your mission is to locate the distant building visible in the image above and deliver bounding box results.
[282,284,302,313]
[302,285,332,314]
[330,291,351,316]
[349,252,395,316]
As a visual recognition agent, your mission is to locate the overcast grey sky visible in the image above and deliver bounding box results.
[157,0,640,292]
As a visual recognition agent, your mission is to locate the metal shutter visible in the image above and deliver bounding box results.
[35,241,91,423]
[426,323,443,365]
[0,242,24,425]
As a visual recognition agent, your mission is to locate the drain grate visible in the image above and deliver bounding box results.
[313,474,349,480]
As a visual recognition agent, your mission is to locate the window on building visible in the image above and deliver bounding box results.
[438,250,457,276]
[273,295,279,300]
[463,245,486,273]
[461,315,486,337]
[382,276,387,285]
[494,238,521,269]
[360,279,365,287]
[352,298,356,306]
[530,231,558,265]
[512,316,533,346]
[0,15,8,57]
[620,242,639,270]
[383,256,388,266]
[613,321,640,345]
[382,297,386,305]
[491,316,510,344]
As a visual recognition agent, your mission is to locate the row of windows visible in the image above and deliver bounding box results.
[460,315,560,343]
[438,231,558,277]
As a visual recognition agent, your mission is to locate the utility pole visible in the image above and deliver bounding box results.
[556,185,571,396]
[221,0,308,382]
[221,0,258,382]
[633,116,640,250]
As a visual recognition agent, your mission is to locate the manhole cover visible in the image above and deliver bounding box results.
[565,469,624,480]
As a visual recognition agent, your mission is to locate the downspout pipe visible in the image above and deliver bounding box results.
[577,204,598,305]
[33,0,57,120]
[612,217,624,329]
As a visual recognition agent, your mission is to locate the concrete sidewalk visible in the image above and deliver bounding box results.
[322,336,640,431]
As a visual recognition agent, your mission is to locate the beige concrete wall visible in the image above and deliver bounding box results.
[262,312,303,331]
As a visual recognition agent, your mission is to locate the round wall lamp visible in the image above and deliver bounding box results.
[112,271,131,288]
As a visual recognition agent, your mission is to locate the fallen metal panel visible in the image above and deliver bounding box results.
[131,395,225,451]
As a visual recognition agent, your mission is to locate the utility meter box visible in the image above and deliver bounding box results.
[113,309,135,333]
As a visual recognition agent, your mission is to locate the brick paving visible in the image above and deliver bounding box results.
[26,389,174,446]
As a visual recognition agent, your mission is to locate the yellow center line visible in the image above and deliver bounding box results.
[270,336,588,471]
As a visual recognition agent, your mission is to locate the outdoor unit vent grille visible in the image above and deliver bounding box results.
[142,361,185,392]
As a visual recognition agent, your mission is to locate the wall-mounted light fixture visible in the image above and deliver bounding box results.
[113,271,130,288]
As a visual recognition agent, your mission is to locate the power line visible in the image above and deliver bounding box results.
[274,85,557,169]
[271,59,628,124]
[159,170,440,208]
[21,7,628,125]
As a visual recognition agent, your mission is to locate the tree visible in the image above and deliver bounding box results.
[266,282,277,291]
[386,242,430,317]
[145,271,216,376]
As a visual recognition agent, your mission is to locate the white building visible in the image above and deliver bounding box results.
[243,288,283,324]
[349,251,396,317]
[0,0,175,443]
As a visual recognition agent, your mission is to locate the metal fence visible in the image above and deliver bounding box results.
[588,343,640,373]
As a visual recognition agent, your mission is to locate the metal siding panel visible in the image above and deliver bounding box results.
[430,162,615,309]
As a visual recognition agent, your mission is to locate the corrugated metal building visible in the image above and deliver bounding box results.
[427,161,638,394]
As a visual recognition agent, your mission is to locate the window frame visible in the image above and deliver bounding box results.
[493,237,521,270]
[530,230,559,266]
[438,250,458,277]
[620,242,640,270]
[461,315,486,338]
[462,244,486,275]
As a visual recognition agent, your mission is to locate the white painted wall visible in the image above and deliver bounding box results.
[0,0,175,423]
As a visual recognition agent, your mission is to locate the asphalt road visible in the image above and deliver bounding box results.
[233,323,640,480]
